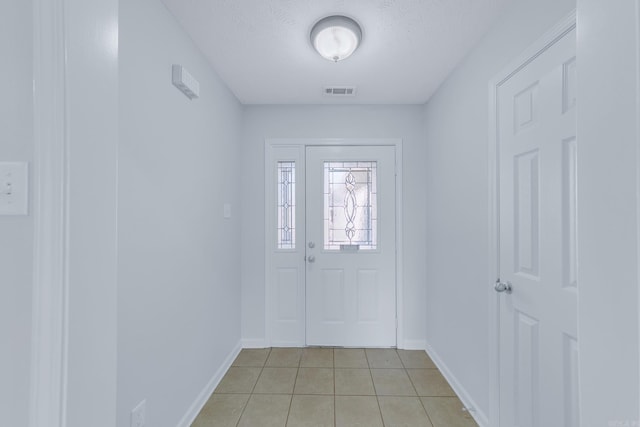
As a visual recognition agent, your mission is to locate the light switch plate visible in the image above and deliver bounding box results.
[223,203,231,219]
[0,162,29,215]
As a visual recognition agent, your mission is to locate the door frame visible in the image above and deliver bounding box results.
[30,0,69,425]
[264,138,404,348]
[487,10,576,426]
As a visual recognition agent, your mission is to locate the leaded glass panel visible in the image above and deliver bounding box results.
[324,161,377,250]
[277,161,295,249]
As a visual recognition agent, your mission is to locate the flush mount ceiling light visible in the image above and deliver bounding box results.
[310,15,362,62]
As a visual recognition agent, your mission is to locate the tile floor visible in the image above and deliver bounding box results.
[192,347,478,427]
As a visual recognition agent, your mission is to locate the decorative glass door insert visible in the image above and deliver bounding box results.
[277,161,296,249]
[323,161,377,251]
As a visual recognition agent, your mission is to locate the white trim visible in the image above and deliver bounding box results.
[400,339,426,351]
[176,341,242,427]
[490,11,576,89]
[242,339,269,349]
[635,0,640,415]
[425,342,489,427]
[487,10,576,427]
[264,143,272,347]
[395,142,404,349]
[29,0,69,426]
[266,138,403,147]
[636,0,640,416]
[486,76,500,427]
[264,138,404,348]
[269,341,305,348]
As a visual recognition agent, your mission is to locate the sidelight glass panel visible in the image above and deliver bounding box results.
[324,161,377,250]
[277,161,295,249]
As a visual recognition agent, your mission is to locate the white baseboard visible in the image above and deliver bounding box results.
[270,341,304,348]
[425,342,490,427]
[176,340,242,427]
[242,340,425,349]
[242,338,268,348]
[400,339,427,350]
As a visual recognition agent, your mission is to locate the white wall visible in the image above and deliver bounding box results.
[422,0,575,421]
[0,1,33,426]
[240,105,427,348]
[64,0,119,425]
[577,0,640,424]
[118,0,243,426]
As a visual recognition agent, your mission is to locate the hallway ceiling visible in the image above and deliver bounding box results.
[161,0,512,105]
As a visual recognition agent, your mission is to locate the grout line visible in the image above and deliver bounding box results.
[248,348,270,394]
[233,395,250,427]
[231,348,270,427]
[364,348,371,369]
[293,349,301,397]
[405,367,421,398]
[374,393,385,426]
[334,347,339,426]
[332,348,336,395]
[235,348,272,426]
[398,348,407,369]
[418,396,436,427]
[284,377,293,427]
[332,349,337,424]
[363,350,380,397]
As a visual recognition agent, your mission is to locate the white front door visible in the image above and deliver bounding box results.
[497,27,578,426]
[305,145,397,347]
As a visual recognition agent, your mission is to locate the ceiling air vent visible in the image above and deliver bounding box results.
[324,86,357,96]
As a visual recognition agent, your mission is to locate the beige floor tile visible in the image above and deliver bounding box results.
[232,348,271,367]
[254,367,298,394]
[294,368,334,395]
[195,349,475,427]
[300,348,334,367]
[286,395,334,427]
[398,350,437,369]
[335,396,383,427]
[407,369,456,397]
[371,368,417,396]
[335,368,375,395]
[420,397,478,427]
[334,348,368,368]
[378,396,434,427]
[191,393,249,427]
[237,394,292,427]
[366,349,403,368]
[266,348,303,367]
[215,367,262,394]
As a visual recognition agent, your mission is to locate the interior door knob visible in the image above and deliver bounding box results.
[494,279,512,294]
[307,255,316,263]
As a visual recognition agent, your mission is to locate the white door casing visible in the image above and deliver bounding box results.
[492,18,578,427]
[305,145,397,347]
[265,139,402,348]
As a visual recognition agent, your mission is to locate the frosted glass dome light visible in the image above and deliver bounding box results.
[311,15,362,62]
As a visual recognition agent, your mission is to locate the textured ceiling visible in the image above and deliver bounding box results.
[161,0,512,104]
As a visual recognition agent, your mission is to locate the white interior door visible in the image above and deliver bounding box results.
[497,27,578,426]
[305,145,396,347]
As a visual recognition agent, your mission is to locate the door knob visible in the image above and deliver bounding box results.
[307,255,316,263]
[308,242,315,249]
[494,279,512,294]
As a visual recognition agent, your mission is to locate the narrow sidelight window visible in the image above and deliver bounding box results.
[277,161,295,249]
